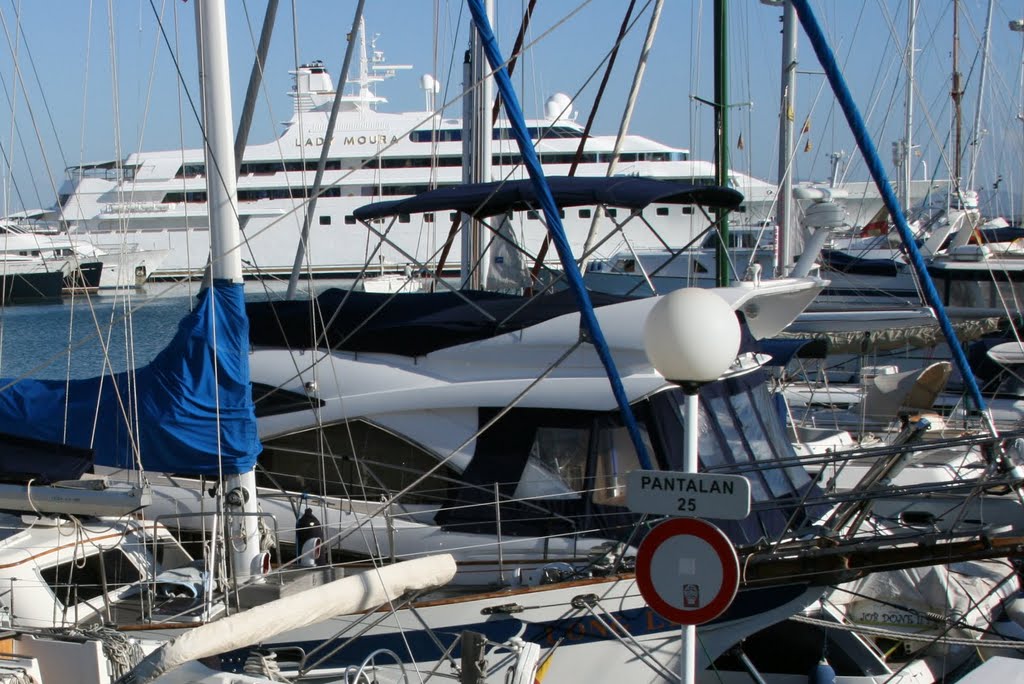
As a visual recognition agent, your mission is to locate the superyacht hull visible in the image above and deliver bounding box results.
[58,167,773,282]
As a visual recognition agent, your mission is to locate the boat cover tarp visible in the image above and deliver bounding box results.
[248,288,637,356]
[352,176,743,221]
[818,248,901,276]
[0,282,260,475]
[838,558,1017,640]
[775,315,1004,354]
[0,431,94,483]
[757,338,829,365]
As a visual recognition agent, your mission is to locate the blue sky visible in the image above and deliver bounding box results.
[0,1,1021,214]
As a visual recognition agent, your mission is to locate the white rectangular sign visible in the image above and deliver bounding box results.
[626,470,751,520]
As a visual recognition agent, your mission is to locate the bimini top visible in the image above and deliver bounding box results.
[352,176,744,221]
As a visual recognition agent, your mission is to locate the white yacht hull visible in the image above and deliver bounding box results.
[94,246,170,289]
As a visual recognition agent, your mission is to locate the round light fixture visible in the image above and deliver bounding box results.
[643,288,741,384]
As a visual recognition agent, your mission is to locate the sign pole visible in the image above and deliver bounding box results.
[642,287,745,684]
[682,387,698,684]
[684,390,699,473]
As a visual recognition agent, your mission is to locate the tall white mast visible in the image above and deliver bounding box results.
[967,0,996,193]
[900,0,917,211]
[775,0,797,276]
[194,0,262,583]
[461,0,494,289]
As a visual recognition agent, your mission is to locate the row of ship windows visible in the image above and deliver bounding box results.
[409,126,587,142]
[164,184,446,203]
[319,204,748,226]
[174,151,688,178]
[162,184,735,205]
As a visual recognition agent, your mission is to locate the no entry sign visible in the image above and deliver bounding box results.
[635,517,740,625]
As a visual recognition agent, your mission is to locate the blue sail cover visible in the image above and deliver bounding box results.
[0,282,260,475]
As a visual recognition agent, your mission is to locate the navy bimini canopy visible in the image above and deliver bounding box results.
[352,176,743,222]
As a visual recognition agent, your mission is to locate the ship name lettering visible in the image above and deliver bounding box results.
[336,135,400,146]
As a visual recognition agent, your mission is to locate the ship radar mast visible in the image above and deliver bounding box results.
[290,17,411,114]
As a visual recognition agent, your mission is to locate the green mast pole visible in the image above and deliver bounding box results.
[715,0,731,286]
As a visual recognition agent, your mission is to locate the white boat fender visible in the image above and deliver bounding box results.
[295,507,324,568]
[809,658,836,684]
[506,637,541,684]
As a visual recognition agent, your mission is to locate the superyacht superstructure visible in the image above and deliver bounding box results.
[45,24,886,283]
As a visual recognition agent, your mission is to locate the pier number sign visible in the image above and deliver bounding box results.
[626,470,751,520]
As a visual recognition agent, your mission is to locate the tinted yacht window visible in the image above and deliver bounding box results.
[647,373,824,545]
[704,393,772,501]
[259,420,458,506]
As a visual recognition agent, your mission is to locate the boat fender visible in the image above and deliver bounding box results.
[809,658,835,684]
[506,637,541,684]
[295,507,324,568]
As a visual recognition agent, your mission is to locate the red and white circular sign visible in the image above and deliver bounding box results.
[635,517,740,625]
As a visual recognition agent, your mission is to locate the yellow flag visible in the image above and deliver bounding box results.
[802,118,811,134]
[804,139,813,152]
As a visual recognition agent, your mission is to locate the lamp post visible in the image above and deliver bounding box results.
[643,288,741,684]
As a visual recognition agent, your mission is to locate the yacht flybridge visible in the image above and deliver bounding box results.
[48,21,784,283]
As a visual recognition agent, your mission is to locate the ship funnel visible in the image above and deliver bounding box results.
[291,60,335,113]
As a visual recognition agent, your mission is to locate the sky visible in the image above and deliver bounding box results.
[0,0,1021,216]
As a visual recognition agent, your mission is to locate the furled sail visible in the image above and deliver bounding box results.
[0,281,260,475]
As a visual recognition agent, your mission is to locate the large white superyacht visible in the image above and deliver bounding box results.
[44,24,884,283]
[41,23,781,282]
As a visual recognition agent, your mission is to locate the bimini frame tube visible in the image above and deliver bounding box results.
[791,0,994,435]
[465,0,654,469]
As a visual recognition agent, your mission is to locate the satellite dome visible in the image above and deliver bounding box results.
[545,93,575,121]
[420,74,440,93]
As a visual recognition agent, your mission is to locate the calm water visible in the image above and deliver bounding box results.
[0,280,346,381]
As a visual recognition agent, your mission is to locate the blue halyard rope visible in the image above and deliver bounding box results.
[465,0,656,469]
[792,0,991,425]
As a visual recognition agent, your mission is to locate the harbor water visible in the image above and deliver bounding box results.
[0,280,348,381]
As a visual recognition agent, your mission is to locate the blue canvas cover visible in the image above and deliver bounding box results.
[0,281,260,475]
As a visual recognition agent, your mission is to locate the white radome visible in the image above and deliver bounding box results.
[643,288,741,383]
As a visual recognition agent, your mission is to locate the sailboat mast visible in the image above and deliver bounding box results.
[194,0,262,582]
[952,0,963,189]
[197,1,243,284]
[968,0,996,193]
[775,0,797,277]
[461,0,494,289]
[901,0,916,211]
[714,0,731,287]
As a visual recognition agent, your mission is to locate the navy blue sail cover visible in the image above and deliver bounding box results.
[0,282,260,475]
[248,288,635,356]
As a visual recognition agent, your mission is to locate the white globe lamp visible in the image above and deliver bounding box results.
[643,288,741,387]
